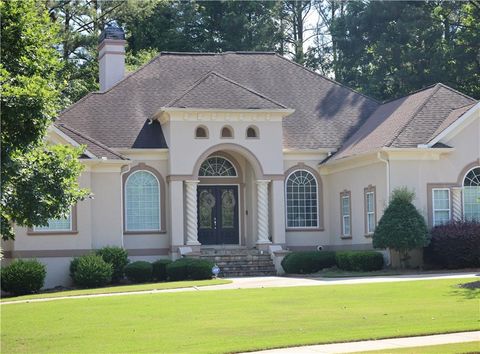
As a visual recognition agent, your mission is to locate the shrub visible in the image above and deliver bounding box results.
[373,187,429,267]
[281,251,336,274]
[72,254,113,288]
[335,251,384,271]
[69,256,80,278]
[124,261,153,283]
[166,258,213,281]
[425,221,480,269]
[152,259,172,281]
[95,247,129,283]
[1,259,46,296]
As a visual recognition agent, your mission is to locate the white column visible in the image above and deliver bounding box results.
[256,180,271,245]
[185,180,201,245]
[169,180,185,248]
[270,179,286,245]
[451,187,463,221]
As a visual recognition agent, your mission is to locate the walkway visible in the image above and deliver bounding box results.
[243,331,480,353]
[1,272,477,305]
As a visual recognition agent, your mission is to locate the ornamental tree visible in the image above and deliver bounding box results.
[1,0,89,239]
[373,187,429,267]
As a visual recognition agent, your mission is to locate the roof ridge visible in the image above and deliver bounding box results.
[165,71,287,109]
[56,123,127,160]
[58,92,96,117]
[273,53,381,105]
[380,83,439,104]
[159,51,277,56]
[387,84,442,147]
[435,83,478,102]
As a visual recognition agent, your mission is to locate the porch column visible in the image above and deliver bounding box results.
[271,179,286,245]
[256,179,271,246]
[451,187,463,221]
[185,180,201,245]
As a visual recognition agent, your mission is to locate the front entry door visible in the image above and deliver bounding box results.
[198,185,239,245]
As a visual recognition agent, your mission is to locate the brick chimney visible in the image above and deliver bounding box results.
[98,24,126,92]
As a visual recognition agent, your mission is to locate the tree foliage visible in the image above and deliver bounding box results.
[1,0,89,240]
[373,188,430,266]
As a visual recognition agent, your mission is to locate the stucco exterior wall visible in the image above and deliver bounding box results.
[323,161,387,250]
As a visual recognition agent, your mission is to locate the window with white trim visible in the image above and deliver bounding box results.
[365,191,375,234]
[199,156,237,177]
[463,167,480,221]
[286,170,318,228]
[125,170,160,231]
[34,211,72,232]
[341,193,351,236]
[432,188,451,226]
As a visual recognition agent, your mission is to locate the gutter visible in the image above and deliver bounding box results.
[377,151,390,200]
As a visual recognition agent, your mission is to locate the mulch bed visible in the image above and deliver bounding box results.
[459,281,480,289]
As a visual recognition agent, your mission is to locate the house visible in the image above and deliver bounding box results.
[3,27,479,287]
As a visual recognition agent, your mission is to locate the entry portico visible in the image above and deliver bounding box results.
[161,105,292,256]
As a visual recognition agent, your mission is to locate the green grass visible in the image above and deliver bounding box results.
[1,279,231,302]
[2,278,479,353]
[358,341,480,353]
[315,268,402,278]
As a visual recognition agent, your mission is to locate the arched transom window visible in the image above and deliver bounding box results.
[199,156,237,177]
[463,167,480,221]
[125,170,160,231]
[286,170,318,228]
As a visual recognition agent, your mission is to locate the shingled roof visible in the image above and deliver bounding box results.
[56,52,379,150]
[330,84,477,161]
[164,71,287,110]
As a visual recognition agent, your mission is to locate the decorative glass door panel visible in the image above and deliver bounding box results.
[197,185,239,245]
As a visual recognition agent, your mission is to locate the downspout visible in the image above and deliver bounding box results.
[377,151,390,200]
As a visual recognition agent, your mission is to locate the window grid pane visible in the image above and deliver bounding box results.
[286,170,318,228]
[341,195,351,236]
[463,168,480,222]
[366,191,375,234]
[34,212,72,231]
[432,188,450,226]
[199,156,237,177]
[126,171,160,231]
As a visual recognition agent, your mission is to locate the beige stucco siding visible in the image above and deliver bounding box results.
[324,161,387,248]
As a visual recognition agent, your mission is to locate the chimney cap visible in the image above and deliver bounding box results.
[99,22,125,43]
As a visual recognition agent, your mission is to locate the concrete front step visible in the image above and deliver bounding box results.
[220,270,277,277]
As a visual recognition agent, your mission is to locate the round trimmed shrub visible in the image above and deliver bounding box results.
[152,259,172,281]
[1,259,46,296]
[72,254,113,288]
[335,251,384,271]
[95,246,129,283]
[281,251,336,274]
[425,221,480,269]
[124,261,153,283]
[166,258,213,281]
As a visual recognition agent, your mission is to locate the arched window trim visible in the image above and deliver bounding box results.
[246,125,259,139]
[124,169,161,232]
[220,125,234,139]
[195,125,209,139]
[199,155,238,178]
[462,166,480,222]
[285,168,320,229]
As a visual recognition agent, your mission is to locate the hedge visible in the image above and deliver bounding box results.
[335,251,384,271]
[1,259,46,296]
[71,254,113,288]
[152,259,172,281]
[425,221,480,269]
[281,251,336,274]
[166,258,213,281]
[124,261,153,283]
[95,247,129,283]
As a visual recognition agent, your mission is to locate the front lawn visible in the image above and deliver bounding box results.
[1,279,231,303]
[2,278,478,353]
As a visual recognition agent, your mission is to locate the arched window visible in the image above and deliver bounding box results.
[221,126,233,138]
[246,126,259,138]
[286,170,318,228]
[463,167,480,221]
[195,126,208,138]
[125,171,160,231]
[199,156,237,177]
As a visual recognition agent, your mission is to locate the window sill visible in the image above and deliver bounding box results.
[340,236,352,240]
[286,228,324,232]
[28,231,78,236]
[123,230,167,235]
[364,233,374,238]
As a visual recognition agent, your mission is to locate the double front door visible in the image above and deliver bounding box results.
[197,185,239,245]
